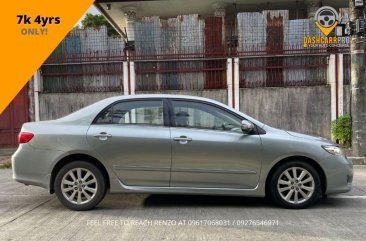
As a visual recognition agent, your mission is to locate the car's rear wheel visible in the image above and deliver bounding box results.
[269,161,321,209]
[54,161,107,211]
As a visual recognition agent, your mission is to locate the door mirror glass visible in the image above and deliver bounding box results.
[241,120,255,134]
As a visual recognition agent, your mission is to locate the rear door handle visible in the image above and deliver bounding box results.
[93,132,112,141]
[173,136,192,144]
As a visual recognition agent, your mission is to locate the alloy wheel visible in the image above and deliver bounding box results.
[277,167,315,204]
[61,168,98,205]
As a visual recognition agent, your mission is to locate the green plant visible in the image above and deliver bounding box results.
[81,13,120,38]
[0,161,12,169]
[331,115,351,147]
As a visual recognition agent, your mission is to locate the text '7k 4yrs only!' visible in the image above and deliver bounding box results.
[17,15,61,35]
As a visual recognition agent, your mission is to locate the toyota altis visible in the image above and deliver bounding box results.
[12,95,353,210]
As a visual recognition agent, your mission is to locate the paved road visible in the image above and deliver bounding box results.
[1,166,366,241]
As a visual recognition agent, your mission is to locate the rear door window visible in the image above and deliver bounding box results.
[95,100,164,126]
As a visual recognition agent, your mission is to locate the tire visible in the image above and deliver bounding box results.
[268,161,322,209]
[54,161,107,211]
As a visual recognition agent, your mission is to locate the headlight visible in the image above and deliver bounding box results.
[322,145,344,156]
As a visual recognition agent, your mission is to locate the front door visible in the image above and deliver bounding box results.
[87,99,171,187]
[169,100,262,189]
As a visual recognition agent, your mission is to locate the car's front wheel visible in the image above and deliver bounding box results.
[54,161,107,211]
[269,161,322,209]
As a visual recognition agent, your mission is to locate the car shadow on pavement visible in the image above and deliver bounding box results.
[98,193,357,210]
[95,194,274,211]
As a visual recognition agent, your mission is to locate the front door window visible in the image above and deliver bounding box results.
[171,101,242,133]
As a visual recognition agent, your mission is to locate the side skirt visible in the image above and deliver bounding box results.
[109,178,265,197]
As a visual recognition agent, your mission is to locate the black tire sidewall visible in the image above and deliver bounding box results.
[269,161,322,209]
[54,161,106,211]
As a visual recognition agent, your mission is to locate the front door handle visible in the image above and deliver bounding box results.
[173,136,192,144]
[93,132,112,141]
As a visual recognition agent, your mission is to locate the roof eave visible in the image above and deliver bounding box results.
[94,2,127,40]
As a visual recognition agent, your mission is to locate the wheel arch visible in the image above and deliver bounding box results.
[50,154,110,194]
[265,156,327,197]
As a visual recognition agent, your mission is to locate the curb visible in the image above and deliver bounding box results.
[348,157,366,165]
[0,156,11,164]
[0,148,16,156]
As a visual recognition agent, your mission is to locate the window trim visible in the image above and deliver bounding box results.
[91,97,266,135]
[92,98,168,127]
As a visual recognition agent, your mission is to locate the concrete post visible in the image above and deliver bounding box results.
[227,58,233,108]
[213,3,225,18]
[337,54,344,117]
[122,7,137,96]
[123,61,129,95]
[306,0,321,19]
[329,54,345,121]
[123,7,137,42]
[328,54,337,121]
[233,58,240,110]
[349,1,366,157]
[129,61,136,95]
[33,69,41,122]
[226,58,239,110]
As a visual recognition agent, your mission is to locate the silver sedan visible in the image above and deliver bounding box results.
[12,95,353,210]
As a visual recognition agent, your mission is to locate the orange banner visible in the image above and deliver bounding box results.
[0,0,94,114]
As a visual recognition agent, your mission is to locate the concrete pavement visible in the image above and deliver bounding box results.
[1,166,366,241]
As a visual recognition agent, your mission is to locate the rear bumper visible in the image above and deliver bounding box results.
[12,144,63,191]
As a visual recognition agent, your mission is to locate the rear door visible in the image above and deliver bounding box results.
[87,99,171,187]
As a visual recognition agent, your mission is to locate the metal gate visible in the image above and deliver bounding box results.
[0,85,29,147]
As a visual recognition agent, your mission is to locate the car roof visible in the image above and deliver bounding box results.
[100,94,233,110]
[105,94,220,102]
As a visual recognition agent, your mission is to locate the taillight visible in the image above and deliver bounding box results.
[18,132,34,144]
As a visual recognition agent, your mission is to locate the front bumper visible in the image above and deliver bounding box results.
[324,155,353,195]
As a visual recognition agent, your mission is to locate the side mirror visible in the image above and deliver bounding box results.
[241,120,255,134]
